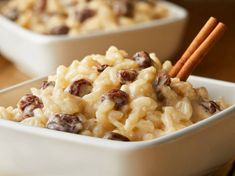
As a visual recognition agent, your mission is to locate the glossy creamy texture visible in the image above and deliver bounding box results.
[0,46,229,141]
[1,0,168,35]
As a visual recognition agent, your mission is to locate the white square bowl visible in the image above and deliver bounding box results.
[0,1,188,76]
[0,75,234,176]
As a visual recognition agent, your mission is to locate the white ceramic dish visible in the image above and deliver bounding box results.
[0,75,234,176]
[0,1,188,76]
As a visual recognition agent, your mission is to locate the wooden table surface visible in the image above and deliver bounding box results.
[0,0,234,175]
[0,55,29,89]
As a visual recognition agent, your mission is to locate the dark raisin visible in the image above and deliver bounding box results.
[118,69,138,84]
[75,8,96,23]
[154,72,171,89]
[3,8,19,21]
[50,25,70,35]
[34,0,47,13]
[17,94,44,118]
[112,0,134,17]
[97,64,109,72]
[200,100,221,114]
[66,79,92,97]
[153,72,171,101]
[133,51,152,68]
[46,113,83,133]
[156,91,165,102]
[101,89,128,110]
[103,132,130,141]
[40,81,55,89]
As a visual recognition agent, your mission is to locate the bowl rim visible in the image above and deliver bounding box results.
[0,75,234,151]
[0,1,188,43]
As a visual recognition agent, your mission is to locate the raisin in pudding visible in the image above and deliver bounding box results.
[0,0,168,36]
[0,47,229,141]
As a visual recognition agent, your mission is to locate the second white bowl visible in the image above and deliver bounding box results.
[0,1,188,76]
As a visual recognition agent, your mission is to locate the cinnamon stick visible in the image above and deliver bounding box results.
[176,22,226,81]
[169,17,218,77]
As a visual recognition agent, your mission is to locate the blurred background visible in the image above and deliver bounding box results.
[0,0,235,89]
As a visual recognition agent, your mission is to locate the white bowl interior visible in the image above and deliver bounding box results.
[188,76,235,104]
